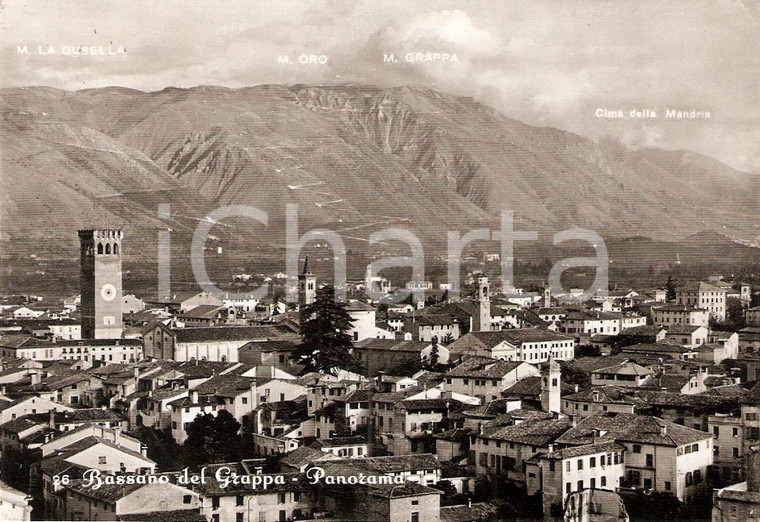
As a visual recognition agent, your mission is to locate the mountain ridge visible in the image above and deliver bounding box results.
[1,84,758,261]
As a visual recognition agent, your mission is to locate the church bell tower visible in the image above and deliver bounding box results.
[298,255,316,323]
[79,229,123,339]
[476,275,491,332]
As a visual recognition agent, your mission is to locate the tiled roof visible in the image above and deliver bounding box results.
[652,304,705,312]
[193,375,254,398]
[179,305,224,319]
[413,313,458,326]
[396,398,463,411]
[344,389,373,403]
[542,441,626,460]
[447,356,524,379]
[441,502,500,522]
[563,386,642,406]
[239,340,298,353]
[355,339,429,352]
[619,343,689,354]
[593,361,652,376]
[666,325,703,335]
[640,374,689,391]
[432,428,471,442]
[118,509,207,522]
[555,412,711,447]
[368,481,442,499]
[619,325,665,336]
[313,435,367,448]
[173,325,295,343]
[280,446,334,469]
[345,301,377,312]
[351,453,441,473]
[480,417,573,445]
[459,329,572,348]
[484,409,555,429]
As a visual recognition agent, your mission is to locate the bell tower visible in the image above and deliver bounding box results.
[541,357,561,414]
[79,229,123,339]
[476,275,491,332]
[298,255,316,323]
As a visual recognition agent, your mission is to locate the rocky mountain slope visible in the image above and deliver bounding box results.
[1,84,757,264]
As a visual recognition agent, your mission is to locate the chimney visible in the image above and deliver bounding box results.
[548,444,554,454]
[660,424,667,436]
[191,390,199,403]
[49,408,56,429]
[134,367,139,379]
[31,372,41,386]
[574,384,579,393]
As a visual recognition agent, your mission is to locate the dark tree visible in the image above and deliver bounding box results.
[291,285,361,375]
[726,297,746,329]
[665,276,677,302]
[427,337,440,367]
[183,409,243,467]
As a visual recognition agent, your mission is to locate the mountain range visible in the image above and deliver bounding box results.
[1,84,758,272]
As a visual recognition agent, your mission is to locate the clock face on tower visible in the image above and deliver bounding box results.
[100,284,116,301]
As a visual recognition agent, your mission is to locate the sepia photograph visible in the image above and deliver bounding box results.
[0,1,759,520]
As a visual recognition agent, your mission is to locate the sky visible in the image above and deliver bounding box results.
[1,0,759,172]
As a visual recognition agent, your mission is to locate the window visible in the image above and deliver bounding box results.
[665,481,671,491]
[577,459,583,470]
[590,478,596,489]
[237,514,244,522]
[577,480,583,491]
[411,513,419,522]
[566,483,571,494]
[714,426,720,436]
[212,515,220,522]
[212,497,220,509]
[632,444,641,453]
[590,457,596,468]
[601,476,606,487]
[734,447,740,458]
[277,492,286,504]
[714,446,720,456]
[566,461,571,472]
[98,456,107,465]
[242,397,248,404]
[549,460,555,472]
[236,495,244,506]
[733,428,739,437]
[644,478,652,490]
[646,454,653,468]
[411,500,419,506]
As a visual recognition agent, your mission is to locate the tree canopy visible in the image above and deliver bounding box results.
[291,285,362,375]
[183,409,243,468]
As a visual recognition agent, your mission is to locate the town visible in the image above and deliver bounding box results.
[0,228,758,522]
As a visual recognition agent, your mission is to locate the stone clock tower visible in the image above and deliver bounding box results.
[79,229,123,339]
